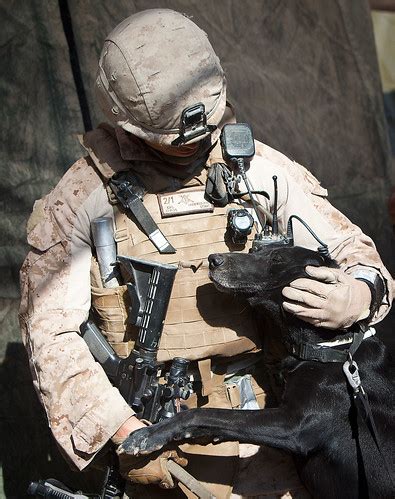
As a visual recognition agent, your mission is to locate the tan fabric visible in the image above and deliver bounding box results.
[113,188,261,363]
[90,258,136,357]
[19,159,134,470]
[96,9,226,147]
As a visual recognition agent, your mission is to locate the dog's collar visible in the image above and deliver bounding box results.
[284,326,375,363]
[317,327,376,347]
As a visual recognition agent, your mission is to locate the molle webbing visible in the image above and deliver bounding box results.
[90,257,137,358]
[113,180,260,363]
[84,127,261,362]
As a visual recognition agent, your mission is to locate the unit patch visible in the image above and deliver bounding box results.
[157,188,214,218]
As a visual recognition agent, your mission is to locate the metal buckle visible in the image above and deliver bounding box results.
[171,103,216,146]
[343,356,364,393]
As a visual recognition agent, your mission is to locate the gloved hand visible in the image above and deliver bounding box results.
[116,445,188,489]
[282,266,372,329]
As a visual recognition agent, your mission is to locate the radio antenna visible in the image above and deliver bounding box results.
[272,176,279,236]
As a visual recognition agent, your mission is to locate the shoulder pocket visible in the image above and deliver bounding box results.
[27,198,62,251]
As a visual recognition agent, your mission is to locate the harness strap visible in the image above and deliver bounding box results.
[109,172,176,254]
[197,359,226,397]
[284,339,349,362]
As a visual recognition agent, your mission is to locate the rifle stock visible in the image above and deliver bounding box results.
[80,256,188,421]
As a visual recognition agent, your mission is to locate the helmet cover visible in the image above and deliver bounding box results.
[96,9,227,146]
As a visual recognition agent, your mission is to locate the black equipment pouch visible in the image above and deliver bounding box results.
[205,162,234,207]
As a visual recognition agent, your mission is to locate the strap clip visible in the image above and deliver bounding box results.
[343,357,364,394]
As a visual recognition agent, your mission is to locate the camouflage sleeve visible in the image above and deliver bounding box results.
[251,142,393,324]
[18,159,134,470]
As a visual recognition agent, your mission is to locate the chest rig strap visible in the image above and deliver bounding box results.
[109,172,176,254]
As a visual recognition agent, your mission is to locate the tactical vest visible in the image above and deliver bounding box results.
[86,133,261,363]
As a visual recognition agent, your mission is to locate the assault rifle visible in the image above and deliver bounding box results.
[81,255,192,422]
[28,255,194,499]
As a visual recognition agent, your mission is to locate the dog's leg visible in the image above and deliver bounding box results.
[121,406,306,456]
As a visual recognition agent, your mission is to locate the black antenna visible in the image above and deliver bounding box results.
[272,176,279,236]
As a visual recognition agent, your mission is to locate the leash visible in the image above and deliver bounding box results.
[343,352,395,488]
[167,461,216,499]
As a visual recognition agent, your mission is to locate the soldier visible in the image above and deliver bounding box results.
[19,9,392,499]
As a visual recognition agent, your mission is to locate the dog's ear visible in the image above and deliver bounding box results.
[323,255,339,269]
[304,252,338,270]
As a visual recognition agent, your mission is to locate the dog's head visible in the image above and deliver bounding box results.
[208,245,336,312]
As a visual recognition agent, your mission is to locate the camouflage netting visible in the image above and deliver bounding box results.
[0,0,394,496]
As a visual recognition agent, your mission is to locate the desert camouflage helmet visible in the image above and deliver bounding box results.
[96,9,227,146]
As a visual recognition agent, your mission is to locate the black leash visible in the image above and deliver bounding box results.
[343,351,395,488]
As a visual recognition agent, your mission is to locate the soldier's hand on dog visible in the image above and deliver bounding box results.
[282,266,372,329]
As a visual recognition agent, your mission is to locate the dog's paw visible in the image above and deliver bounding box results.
[119,426,169,456]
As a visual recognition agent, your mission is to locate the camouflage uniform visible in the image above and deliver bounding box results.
[19,124,392,494]
[19,8,393,499]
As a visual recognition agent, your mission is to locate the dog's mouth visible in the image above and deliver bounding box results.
[209,269,284,297]
[208,253,257,296]
[209,270,252,296]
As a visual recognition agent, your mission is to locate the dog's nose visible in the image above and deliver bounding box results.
[209,254,225,269]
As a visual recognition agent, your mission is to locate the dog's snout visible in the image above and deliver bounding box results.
[209,254,225,269]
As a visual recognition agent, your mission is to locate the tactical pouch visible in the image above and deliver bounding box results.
[177,360,267,499]
[90,257,137,358]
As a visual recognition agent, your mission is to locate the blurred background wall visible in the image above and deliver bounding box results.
[0,0,394,496]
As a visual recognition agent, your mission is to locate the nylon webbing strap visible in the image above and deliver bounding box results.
[285,329,366,364]
[167,461,215,499]
[284,339,349,363]
[354,391,395,487]
[198,359,214,396]
[109,174,176,254]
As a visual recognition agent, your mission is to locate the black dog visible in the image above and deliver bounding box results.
[122,246,395,498]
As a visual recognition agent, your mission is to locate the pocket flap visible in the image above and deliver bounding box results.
[27,198,62,251]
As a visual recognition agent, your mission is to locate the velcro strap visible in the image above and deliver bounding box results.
[198,359,214,396]
[99,319,128,333]
[93,293,125,308]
